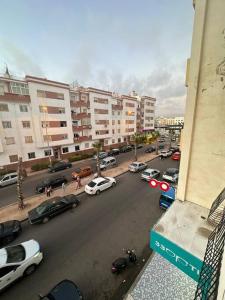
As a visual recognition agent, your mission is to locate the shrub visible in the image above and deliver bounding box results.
[68,155,83,162]
[0,169,17,176]
[31,162,49,172]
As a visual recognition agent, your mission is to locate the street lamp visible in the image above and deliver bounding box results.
[42,106,52,167]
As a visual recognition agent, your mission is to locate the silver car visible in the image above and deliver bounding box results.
[141,168,160,181]
[0,172,18,187]
[129,162,147,172]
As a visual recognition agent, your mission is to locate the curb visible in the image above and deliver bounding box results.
[0,155,159,223]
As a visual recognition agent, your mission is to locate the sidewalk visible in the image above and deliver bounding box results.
[0,153,158,223]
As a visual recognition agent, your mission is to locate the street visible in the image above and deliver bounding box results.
[0,146,152,208]
[0,156,179,300]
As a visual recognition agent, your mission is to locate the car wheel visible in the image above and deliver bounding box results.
[24,264,37,276]
[42,217,49,224]
[96,190,100,195]
[72,202,78,208]
[112,182,116,187]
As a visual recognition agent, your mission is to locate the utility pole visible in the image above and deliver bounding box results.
[17,157,25,210]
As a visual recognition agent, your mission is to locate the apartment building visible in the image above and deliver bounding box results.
[155,116,184,126]
[0,71,156,168]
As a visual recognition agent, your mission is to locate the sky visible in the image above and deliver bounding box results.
[0,0,194,116]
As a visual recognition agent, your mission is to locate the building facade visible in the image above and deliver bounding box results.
[155,116,184,126]
[0,72,156,169]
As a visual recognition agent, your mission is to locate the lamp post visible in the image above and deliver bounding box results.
[43,106,52,167]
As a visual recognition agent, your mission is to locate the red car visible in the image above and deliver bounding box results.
[172,152,180,160]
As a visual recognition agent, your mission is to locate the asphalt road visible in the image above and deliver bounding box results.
[0,146,152,208]
[0,156,179,300]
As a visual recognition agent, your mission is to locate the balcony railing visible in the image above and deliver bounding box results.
[194,207,225,300]
[0,92,30,103]
[73,125,92,131]
[112,104,123,111]
[70,100,90,108]
[72,112,91,120]
[208,188,225,226]
[74,135,92,142]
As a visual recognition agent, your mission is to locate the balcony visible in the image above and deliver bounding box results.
[74,135,92,143]
[0,93,30,103]
[72,112,91,120]
[70,100,90,108]
[112,104,123,111]
[72,124,92,131]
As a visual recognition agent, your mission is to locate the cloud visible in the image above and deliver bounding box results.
[0,39,44,76]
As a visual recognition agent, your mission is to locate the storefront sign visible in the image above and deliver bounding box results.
[150,230,203,281]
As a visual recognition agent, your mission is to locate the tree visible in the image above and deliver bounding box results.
[17,157,25,210]
[132,133,146,161]
[92,141,102,177]
[152,131,160,155]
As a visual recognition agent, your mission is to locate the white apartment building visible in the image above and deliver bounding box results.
[0,70,156,169]
[156,116,184,126]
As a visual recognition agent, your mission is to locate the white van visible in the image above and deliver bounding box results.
[100,157,117,170]
[0,172,18,187]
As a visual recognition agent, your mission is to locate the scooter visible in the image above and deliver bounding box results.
[111,249,137,274]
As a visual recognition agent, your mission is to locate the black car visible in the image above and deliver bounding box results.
[107,148,120,156]
[119,145,132,153]
[48,161,72,173]
[36,176,68,193]
[28,195,80,224]
[158,144,165,150]
[137,144,143,149]
[39,280,83,300]
[145,146,156,153]
[0,220,22,246]
[170,146,180,153]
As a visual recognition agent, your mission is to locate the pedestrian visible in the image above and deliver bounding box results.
[46,186,51,197]
[62,182,66,194]
[76,176,82,189]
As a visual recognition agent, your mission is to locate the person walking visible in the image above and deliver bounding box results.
[62,182,66,194]
[76,176,82,190]
[46,186,51,197]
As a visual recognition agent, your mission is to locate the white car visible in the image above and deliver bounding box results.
[162,168,179,183]
[160,150,172,158]
[128,162,147,172]
[93,152,108,160]
[0,239,43,291]
[85,177,116,195]
[141,168,160,181]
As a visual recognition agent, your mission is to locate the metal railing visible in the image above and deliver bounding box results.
[194,208,225,300]
[208,188,225,226]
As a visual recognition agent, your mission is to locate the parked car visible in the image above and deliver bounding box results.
[72,166,92,180]
[141,168,160,181]
[160,150,172,158]
[172,152,181,161]
[145,146,156,153]
[0,172,18,187]
[0,220,22,247]
[39,279,83,300]
[107,148,120,156]
[158,139,165,143]
[85,177,116,195]
[170,146,180,153]
[162,168,179,183]
[35,176,68,193]
[159,186,176,209]
[119,145,132,153]
[0,239,43,291]
[93,152,108,160]
[171,137,176,142]
[100,157,117,170]
[158,144,165,150]
[137,144,143,149]
[128,162,147,172]
[48,161,72,173]
[28,195,79,224]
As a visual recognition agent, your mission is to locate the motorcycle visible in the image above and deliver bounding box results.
[111,249,137,274]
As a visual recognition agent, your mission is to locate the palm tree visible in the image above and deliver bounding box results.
[152,131,160,155]
[132,133,146,161]
[17,157,25,210]
[92,141,102,177]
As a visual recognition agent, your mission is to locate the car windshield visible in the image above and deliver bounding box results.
[36,203,51,215]
[131,163,137,167]
[88,181,96,187]
[6,245,26,263]
[165,169,177,176]
[142,171,151,176]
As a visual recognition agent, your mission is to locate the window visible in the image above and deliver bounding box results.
[118,138,121,143]
[22,121,30,128]
[112,139,115,144]
[25,136,33,143]
[94,97,108,104]
[28,152,35,159]
[2,121,11,128]
[75,145,80,151]
[11,82,29,95]
[44,150,51,156]
[104,140,108,145]
[19,105,28,112]
[60,121,67,127]
[118,120,120,124]
[85,143,89,148]
[72,120,78,126]
[0,104,9,112]
[59,108,65,114]
[5,137,15,145]
[112,129,115,134]
[9,155,18,163]
[112,120,115,125]
[118,129,120,133]
[62,147,69,153]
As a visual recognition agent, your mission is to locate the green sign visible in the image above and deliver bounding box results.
[150,230,203,281]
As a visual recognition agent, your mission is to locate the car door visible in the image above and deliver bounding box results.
[0,265,19,289]
[11,174,18,184]
[103,179,111,190]
[1,176,10,187]
[97,181,104,191]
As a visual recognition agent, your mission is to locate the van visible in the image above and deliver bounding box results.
[159,187,175,210]
[0,172,18,187]
[100,157,117,170]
